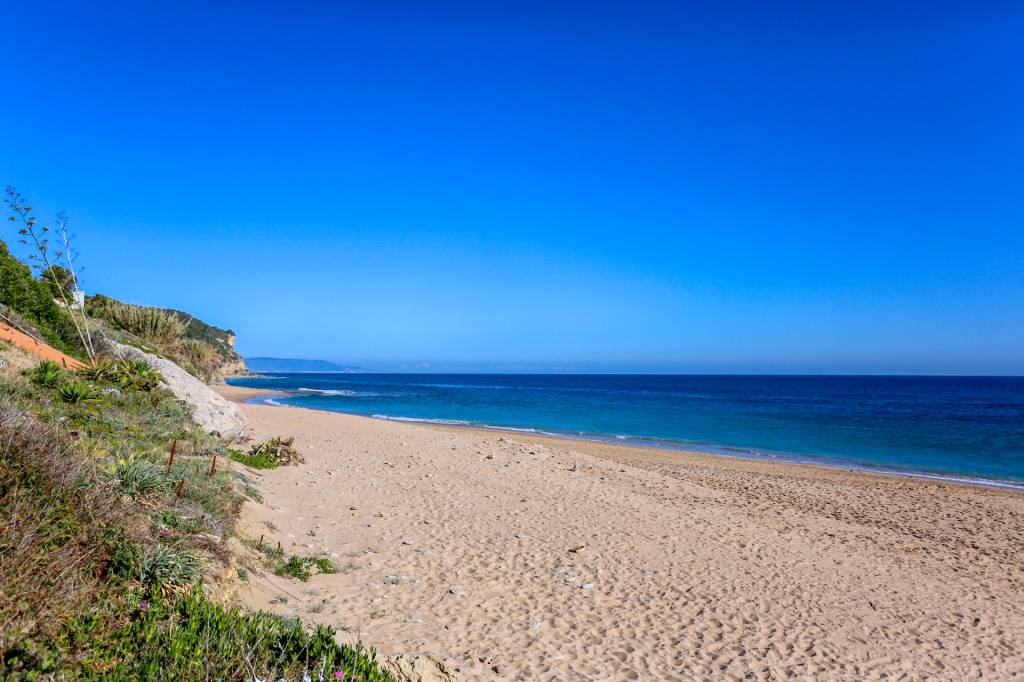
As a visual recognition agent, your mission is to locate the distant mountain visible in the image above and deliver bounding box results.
[245,357,368,373]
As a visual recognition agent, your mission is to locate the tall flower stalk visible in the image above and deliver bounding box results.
[4,186,97,364]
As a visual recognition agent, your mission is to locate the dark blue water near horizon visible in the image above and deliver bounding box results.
[227,374,1024,488]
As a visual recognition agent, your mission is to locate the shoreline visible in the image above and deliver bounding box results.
[227,384,1024,494]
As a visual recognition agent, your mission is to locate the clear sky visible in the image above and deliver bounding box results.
[2,1,1021,374]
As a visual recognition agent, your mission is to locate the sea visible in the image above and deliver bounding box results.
[227,374,1024,490]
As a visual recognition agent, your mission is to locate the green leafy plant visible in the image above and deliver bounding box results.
[113,358,162,391]
[81,588,395,680]
[280,556,338,582]
[115,457,165,497]
[77,357,118,382]
[139,545,203,588]
[57,380,101,405]
[26,359,64,388]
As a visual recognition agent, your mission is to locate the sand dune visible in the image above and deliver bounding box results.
[222,386,1024,681]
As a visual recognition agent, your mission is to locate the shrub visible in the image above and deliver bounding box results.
[231,436,303,470]
[25,360,63,388]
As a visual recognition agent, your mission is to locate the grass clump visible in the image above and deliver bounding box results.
[102,302,187,351]
[138,545,203,589]
[115,457,166,497]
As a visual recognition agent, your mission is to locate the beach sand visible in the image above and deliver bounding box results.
[219,385,1024,680]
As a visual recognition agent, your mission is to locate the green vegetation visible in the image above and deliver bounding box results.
[1,185,387,679]
[275,555,340,582]
[97,300,188,351]
[231,435,304,470]
[0,240,81,355]
[176,337,221,382]
[79,588,393,681]
[26,359,63,388]
[248,539,339,582]
[111,358,162,391]
[0,362,390,681]
[87,292,247,380]
[56,381,101,405]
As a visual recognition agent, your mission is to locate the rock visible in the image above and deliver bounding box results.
[581,582,594,590]
[384,654,463,682]
[99,338,247,440]
[553,565,566,574]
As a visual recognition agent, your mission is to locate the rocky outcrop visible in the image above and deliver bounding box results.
[100,338,248,440]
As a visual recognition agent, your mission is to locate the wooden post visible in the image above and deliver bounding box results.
[173,479,184,506]
[208,455,217,477]
[166,439,177,474]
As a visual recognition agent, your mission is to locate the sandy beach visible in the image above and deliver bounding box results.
[220,385,1024,681]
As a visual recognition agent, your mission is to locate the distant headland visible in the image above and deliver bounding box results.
[244,357,370,373]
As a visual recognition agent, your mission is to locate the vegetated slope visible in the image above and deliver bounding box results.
[0,353,393,681]
[87,293,248,377]
[0,240,82,356]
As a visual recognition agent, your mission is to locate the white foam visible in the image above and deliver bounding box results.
[371,414,471,426]
[296,388,361,396]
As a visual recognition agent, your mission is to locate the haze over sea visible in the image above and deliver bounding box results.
[229,373,1024,489]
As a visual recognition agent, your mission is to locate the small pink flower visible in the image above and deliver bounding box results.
[335,671,344,680]
[139,602,149,612]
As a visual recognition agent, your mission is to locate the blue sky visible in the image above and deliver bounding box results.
[2,1,1021,373]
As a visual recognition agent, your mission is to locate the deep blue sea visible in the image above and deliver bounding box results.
[227,374,1024,489]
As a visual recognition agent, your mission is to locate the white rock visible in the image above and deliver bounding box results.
[100,339,247,439]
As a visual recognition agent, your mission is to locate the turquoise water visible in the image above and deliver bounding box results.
[228,374,1024,489]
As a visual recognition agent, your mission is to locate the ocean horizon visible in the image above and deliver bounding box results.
[228,372,1024,490]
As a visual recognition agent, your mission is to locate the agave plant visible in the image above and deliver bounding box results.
[26,360,64,388]
[114,359,163,391]
[57,381,102,405]
[77,357,117,382]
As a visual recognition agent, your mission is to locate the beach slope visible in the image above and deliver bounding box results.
[222,386,1024,681]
